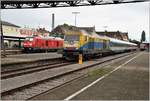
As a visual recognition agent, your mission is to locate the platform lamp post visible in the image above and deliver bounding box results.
[72,12,82,64]
[1,21,6,57]
[103,26,108,35]
[72,12,80,26]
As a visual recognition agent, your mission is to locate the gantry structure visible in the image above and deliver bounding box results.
[1,0,150,9]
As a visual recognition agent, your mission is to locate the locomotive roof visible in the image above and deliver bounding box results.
[45,37,63,40]
[81,30,109,40]
[31,36,63,40]
[81,30,92,36]
[92,32,109,40]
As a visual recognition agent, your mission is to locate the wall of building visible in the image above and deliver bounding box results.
[2,25,20,48]
[2,25,20,37]
[96,31,129,41]
[2,25,50,49]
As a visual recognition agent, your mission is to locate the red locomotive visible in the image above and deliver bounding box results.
[23,35,64,52]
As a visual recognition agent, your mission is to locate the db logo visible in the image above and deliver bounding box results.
[69,41,74,45]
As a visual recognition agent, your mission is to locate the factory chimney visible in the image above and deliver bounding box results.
[52,13,55,31]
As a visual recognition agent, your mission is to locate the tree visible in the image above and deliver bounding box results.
[141,31,146,42]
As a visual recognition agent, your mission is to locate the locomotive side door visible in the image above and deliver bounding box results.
[46,40,49,48]
[89,37,94,49]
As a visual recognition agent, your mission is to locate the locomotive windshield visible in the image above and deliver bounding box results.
[64,35,79,41]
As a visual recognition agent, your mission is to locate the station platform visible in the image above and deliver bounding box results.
[1,52,62,66]
[1,49,22,55]
[30,51,149,100]
[1,52,133,94]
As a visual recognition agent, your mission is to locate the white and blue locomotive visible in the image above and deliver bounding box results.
[61,29,137,59]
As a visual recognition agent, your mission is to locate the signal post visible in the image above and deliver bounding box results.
[79,54,83,64]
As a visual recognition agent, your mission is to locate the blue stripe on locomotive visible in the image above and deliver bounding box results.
[79,41,104,50]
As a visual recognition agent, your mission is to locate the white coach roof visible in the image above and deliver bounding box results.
[109,37,137,46]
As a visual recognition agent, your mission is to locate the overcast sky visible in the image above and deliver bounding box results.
[1,1,149,41]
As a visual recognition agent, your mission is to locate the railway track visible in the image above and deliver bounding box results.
[1,57,63,71]
[1,61,75,79]
[1,52,137,100]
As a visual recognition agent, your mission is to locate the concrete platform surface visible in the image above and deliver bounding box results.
[1,52,132,93]
[1,52,61,65]
[31,52,149,100]
[1,49,22,55]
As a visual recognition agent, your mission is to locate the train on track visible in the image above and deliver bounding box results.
[140,42,149,51]
[59,29,137,60]
[23,35,63,52]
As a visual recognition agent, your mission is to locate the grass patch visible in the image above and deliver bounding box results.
[88,67,112,77]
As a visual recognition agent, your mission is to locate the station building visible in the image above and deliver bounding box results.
[1,21,50,49]
[51,24,95,38]
[96,31,129,41]
[76,27,129,42]
[1,21,23,49]
[51,24,129,41]
[1,21,38,49]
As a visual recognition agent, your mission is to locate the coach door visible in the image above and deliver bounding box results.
[46,40,49,48]
[35,38,39,48]
[103,40,107,49]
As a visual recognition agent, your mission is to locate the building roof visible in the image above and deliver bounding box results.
[2,21,20,28]
[36,28,50,33]
[78,26,95,32]
[97,31,127,34]
[51,24,81,35]
[96,31,129,41]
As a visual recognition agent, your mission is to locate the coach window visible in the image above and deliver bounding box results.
[103,40,107,49]
[106,40,109,48]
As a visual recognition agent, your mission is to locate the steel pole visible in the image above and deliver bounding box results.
[75,14,77,26]
[1,21,6,57]
[72,12,80,26]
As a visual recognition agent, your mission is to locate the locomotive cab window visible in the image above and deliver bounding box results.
[85,36,88,41]
[64,35,79,41]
